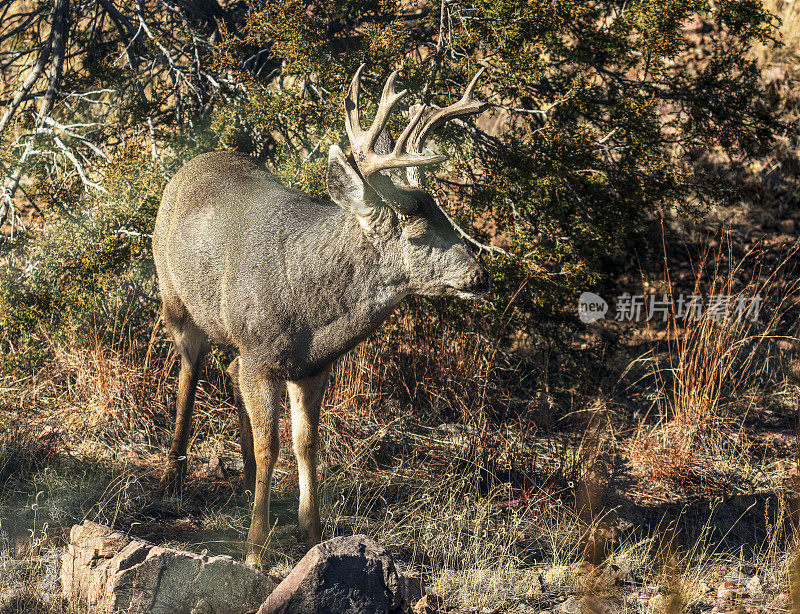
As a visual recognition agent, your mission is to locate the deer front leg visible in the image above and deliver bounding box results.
[287,366,330,547]
[238,358,285,567]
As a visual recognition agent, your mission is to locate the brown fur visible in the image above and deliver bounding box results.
[153,146,489,565]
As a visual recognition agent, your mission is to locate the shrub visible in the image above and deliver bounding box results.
[0,148,165,368]
[0,0,786,364]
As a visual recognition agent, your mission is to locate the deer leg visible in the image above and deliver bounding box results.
[287,366,330,547]
[238,404,256,494]
[238,357,285,567]
[161,315,207,491]
[226,357,256,493]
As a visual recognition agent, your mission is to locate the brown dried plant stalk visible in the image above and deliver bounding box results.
[658,232,798,430]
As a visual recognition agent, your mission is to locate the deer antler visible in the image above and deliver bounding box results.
[404,68,487,161]
[344,65,487,210]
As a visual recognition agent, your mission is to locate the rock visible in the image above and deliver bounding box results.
[554,597,581,613]
[745,574,762,596]
[716,580,747,600]
[61,521,273,614]
[543,565,569,586]
[205,455,228,480]
[257,534,407,614]
[714,563,729,575]
[589,563,630,587]
[400,572,423,606]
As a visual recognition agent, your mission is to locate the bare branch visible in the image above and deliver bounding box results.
[37,115,110,161]
[432,194,511,259]
[0,45,50,136]
[51,134,107,193]
[421,0,449,105]
[37,0,70,119]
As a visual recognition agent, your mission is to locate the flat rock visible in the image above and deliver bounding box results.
[257,534,407,614]
[61,521,273,614]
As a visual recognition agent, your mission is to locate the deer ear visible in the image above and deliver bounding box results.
[326,145,371,217]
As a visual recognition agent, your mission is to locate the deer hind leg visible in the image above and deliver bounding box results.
[237,356,286,567]
[161,300,208,491]
[226,356,256,493]
[287,366,330,547]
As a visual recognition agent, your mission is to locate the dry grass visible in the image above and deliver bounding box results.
[0,249,798,612]
[629,232,799,493]
[0,324,797,613]
[663,237,795,428]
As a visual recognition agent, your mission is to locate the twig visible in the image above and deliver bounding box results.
[597,127,619,144]
[37,115,110,161]
[147,117,162,169]
[114,227,152,238]
[421,0,448,105]
[489,103,547,116]
[433,194,512,259]
[52,134,107,193]
[294,131,329,176]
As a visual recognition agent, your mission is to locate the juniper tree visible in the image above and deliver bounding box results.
[0,0,783,359]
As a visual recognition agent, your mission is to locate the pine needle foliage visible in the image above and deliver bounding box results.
[0,0,785,363]
[209,0,782,336]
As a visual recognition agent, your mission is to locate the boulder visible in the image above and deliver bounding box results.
[258,534,408,614]
[61,521,273,614]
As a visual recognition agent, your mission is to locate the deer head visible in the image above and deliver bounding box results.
[326,65,491,299]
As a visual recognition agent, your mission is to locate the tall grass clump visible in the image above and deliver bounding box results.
[665,243,795,429]
[631,233,799,491]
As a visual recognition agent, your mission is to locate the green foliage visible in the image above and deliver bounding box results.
[0,148,164,368]
[0,0,785,365]
[209,0,782,337]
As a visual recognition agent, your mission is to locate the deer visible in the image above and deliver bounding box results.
[152,64,490,566]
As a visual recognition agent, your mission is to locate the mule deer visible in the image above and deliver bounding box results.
[153,65,490,566]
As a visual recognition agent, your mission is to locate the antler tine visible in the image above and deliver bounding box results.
[462,66,486,102]
[362,71,407,151]
[393,103,426,155]
[344,67,445,178]
[405,66,488,156]
[342,66,487,207]
[346,67,408,154]
[344,63,366,150]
